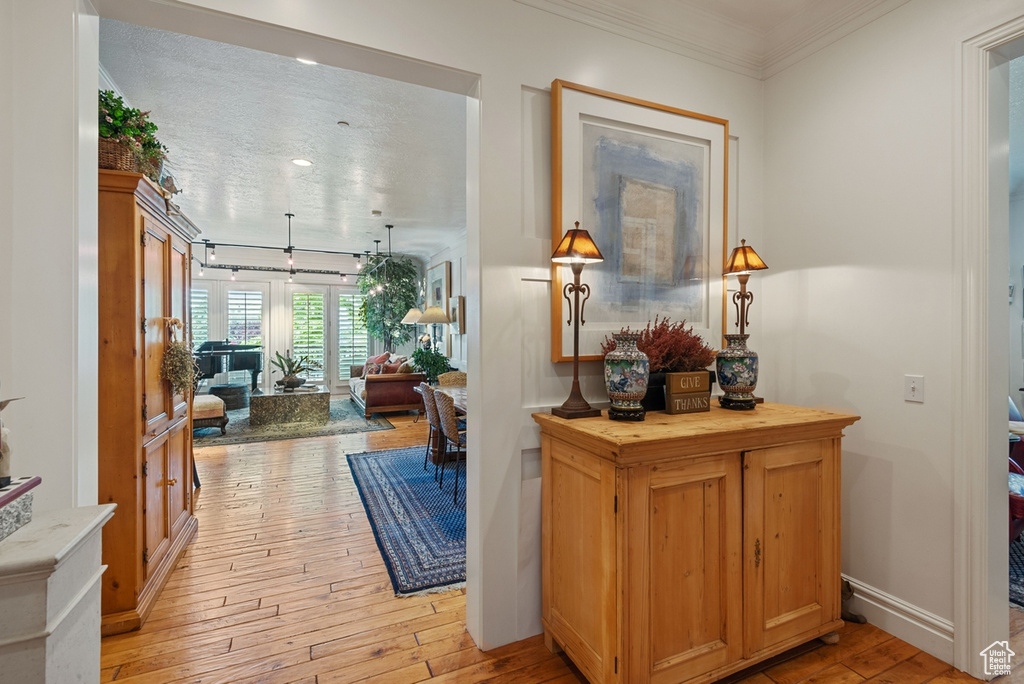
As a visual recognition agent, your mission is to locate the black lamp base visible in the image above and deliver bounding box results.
[719,395,756,411]
[551,405,601,419]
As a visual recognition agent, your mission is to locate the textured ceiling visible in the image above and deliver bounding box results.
[99,19,467,265]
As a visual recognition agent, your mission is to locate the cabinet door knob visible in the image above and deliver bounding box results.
[166,478,178,486]
[754,538,761,568]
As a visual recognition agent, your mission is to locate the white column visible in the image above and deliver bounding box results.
[6,0,99,511]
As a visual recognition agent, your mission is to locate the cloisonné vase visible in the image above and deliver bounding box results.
[716,334,758,410]
[604,333,649,421]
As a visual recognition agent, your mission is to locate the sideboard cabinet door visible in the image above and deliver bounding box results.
[743,439,840,657]
[624,454,743,683]
[541,435,618,684]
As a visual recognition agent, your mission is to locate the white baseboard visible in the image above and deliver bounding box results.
[843,574,954,663]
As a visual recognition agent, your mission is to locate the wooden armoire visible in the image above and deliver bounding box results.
[98,169,199,636]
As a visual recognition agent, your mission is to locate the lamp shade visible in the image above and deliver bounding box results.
[551,222,604,264]
[401,307,423,324]
[418,305,450,324]
[723,239,768,275]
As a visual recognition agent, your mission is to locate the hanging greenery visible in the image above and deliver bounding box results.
[160,319,197,396]
[358,254,420,351]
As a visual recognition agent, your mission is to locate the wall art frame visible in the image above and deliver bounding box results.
[550,79,730,363]
[449,294,465,335]
[427,261,451,310]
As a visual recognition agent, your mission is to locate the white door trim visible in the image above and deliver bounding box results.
[953,14,1024,677]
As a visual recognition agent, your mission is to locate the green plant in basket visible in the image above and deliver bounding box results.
[411,347,450,384]
[99,89,168,180]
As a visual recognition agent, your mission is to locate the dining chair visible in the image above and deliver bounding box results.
[434,389,467,505]
[417,383,444,479]
[437,371,467,387]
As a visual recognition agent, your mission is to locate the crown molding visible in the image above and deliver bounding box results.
[515,0,764,78]
[761,0,913,78]
[515,0,911,80]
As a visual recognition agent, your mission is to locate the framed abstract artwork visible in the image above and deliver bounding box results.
[550,79,730,362]
[426,261,451,310]
[449,295,465,334]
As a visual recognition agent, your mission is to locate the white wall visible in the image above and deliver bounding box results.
[82,0,766,650]
[2,0,99,513]
[763,0,1024,663]
[0,1,12,401]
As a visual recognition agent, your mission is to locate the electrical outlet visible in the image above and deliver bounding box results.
[904,375,925,403]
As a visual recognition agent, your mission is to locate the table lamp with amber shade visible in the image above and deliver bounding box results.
[551,222,604,419]
[716,239,768,410]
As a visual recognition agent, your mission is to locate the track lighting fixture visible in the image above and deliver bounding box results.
[193,217,400,287]
[284,213,295,267]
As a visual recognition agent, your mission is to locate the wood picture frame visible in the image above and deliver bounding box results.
[449,294,465,335]
[426,261,451,356]
[550,79,730,362]
[427,261,451,310]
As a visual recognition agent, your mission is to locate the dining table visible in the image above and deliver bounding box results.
[433,385,467,414]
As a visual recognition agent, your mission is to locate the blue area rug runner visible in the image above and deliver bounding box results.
[347,447,466,595]
[1011,539,1024,608]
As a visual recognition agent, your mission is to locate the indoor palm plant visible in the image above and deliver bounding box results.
[99,89,168,182]
[271,351,321,389]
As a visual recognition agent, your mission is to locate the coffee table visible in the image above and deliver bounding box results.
[248,385,330,426]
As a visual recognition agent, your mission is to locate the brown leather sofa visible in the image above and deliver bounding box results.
[348,365,426,418]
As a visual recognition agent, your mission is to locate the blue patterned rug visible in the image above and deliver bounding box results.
[347,447,466,595]
[1011,540,1024,608]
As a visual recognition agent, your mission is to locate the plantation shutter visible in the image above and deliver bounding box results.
[190,288,209,350]
[227,290,262,345]
[292,292,325,381]
[338,294,368,380]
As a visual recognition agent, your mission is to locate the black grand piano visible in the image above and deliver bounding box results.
[195,341,264,391]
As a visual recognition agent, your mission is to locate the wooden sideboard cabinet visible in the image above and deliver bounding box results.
[98,169,199,635]
[533,403,859,684]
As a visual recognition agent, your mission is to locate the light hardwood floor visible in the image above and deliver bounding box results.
[101,411,985,683]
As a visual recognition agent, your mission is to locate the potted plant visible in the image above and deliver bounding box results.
[411,347,450,384]
[271,351,321,390]
[98,89,168,182]
[601,316,717,412]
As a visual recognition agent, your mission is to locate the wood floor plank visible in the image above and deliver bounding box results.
[844,637,921,679]
[861,651,956,684]
[101,412,983,684]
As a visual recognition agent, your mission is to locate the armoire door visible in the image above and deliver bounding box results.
[142,429,171,581]
[142,213,171,439]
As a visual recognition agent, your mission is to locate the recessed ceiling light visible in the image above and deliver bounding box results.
[292,158,313,167]
[296,58,317,65]
[371,210,382,217]
[337,121,350,127]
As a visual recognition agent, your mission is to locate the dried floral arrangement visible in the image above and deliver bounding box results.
[160,319,197,396]
[601,316,717,373]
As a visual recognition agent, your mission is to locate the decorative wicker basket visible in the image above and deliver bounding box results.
[98,137,136,172]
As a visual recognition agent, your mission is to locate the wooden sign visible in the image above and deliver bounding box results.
[665,392,711,414]
[665,371,711,395]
